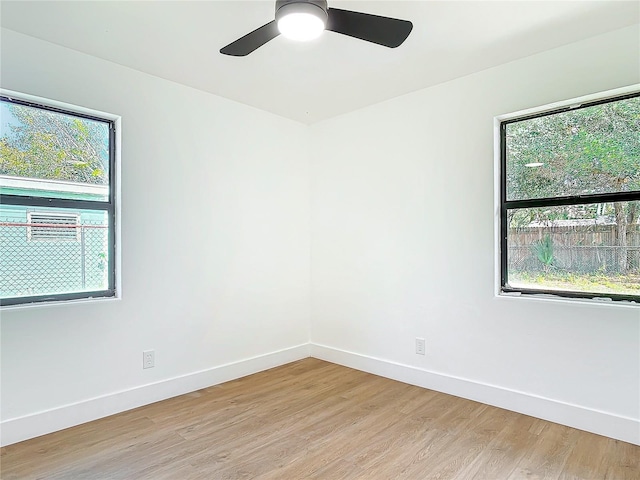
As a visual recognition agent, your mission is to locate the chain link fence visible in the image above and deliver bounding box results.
[0,219,108,299]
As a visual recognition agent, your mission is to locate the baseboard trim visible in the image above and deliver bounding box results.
[310,344,640,446]
[4,343,637,447]
[0,343,310,447]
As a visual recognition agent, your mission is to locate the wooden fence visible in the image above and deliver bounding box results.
[508,224,640,274]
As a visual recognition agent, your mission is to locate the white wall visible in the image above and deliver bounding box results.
[0,29,311,444]
[309,25,640,444]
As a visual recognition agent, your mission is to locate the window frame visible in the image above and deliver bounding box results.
[0,93,117,306]
[499,90,640,304]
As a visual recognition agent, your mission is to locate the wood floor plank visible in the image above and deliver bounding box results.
[558,431,615,480]
[1,359,637,479]
[507,423,581,480]
[603,439,640,480]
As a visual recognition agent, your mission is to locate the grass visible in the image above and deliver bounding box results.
[509,270,640,296]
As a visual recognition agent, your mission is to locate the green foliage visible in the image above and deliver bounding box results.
[97,252,107,271]
[506,96,640,203]
[531,234,554,270]
[0,104,108,184]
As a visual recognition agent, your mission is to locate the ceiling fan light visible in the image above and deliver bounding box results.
[276,3,327,42]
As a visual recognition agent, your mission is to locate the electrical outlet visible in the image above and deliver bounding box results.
[415,338,425,355]
[143,350,155,369]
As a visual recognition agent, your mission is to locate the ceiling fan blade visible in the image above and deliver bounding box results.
[220,20,280,56]
[326,8,412,48]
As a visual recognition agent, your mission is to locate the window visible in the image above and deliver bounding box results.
[500,92,640,303]
[0,94,116,306]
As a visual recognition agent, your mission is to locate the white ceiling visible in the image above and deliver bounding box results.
[1,1,638,124]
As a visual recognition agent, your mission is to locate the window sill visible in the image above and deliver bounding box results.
[496,290,639,309]
[1,294,121,311]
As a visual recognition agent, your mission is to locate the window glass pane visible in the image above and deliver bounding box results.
[0,99,110,201]
[505,96,640,201]
[0,205,109,300]
[506,201,640,297]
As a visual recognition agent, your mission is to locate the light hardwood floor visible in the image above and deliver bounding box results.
[1,358,638,479]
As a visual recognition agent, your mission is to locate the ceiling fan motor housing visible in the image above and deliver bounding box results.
[275,0,329,23]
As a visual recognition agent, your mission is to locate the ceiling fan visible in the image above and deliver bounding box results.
[220,0,413,57]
